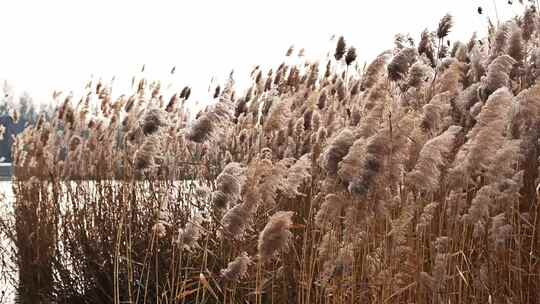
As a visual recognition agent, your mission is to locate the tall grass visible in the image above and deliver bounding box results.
[2,5,540,304]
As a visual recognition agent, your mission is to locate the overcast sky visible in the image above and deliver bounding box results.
[0,0,525,103]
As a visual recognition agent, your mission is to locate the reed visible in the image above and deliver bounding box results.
[1,5,540,304]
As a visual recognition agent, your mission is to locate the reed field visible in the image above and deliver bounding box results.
[1,4,540,304]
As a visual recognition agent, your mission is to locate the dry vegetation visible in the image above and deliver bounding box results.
[1,5,540,304]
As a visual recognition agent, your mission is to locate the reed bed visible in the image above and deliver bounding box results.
[1,5,540,304]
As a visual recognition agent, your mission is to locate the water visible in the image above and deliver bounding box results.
[0,181,13,202]
[0,164,12,182]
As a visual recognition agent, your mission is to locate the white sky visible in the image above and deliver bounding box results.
[0,0,525,104]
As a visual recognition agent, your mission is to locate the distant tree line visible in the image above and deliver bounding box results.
[0,89,52,163]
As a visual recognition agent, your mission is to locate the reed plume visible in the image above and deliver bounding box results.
[177,215,204,250]
[322,128,355,175]
[257,211,294,262]
[479,55,516,101]
[388,47,418,81]
[334,36,346,61]
[220,252,251,281]
[345,47,357,66]
[437,14,453,39]
[407,125,462,192]
[361,51,391,91]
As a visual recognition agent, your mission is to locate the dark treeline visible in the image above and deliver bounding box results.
[0,91,51,162]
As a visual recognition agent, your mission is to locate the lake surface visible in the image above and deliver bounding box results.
[0,181,13,203]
